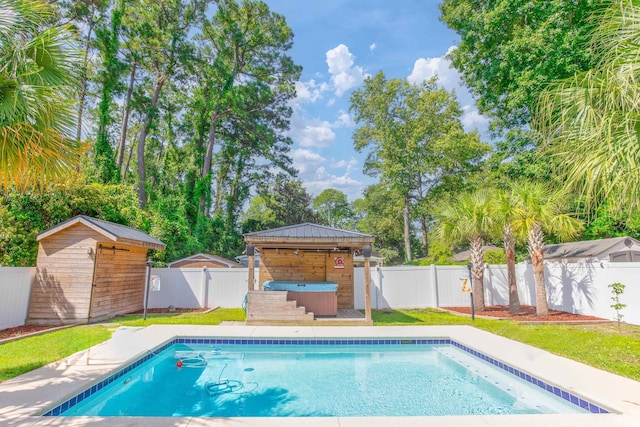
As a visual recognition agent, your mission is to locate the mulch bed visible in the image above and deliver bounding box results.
[443,305,606,322]
[129,307,210,315]
[0,325,55,340]
[0,308,210,341]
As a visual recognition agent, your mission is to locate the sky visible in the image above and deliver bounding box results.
[262,0,489,201]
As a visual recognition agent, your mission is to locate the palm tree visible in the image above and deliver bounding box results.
[511,182,582,316]
[495,188,521,315]
[0,0,81,189]
[535,0,640,214]
[436,189,496,312]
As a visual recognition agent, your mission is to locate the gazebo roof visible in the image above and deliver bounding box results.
[244,223,374,248]
[37,215,166,250]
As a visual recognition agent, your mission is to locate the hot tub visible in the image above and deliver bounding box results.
[263,280,338,316]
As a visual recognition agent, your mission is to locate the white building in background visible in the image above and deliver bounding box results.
[540,237,640,263]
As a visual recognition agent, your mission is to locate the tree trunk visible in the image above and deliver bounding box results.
[403,195,412,262]
[117,61,137,176]
[137,75,165,209]
[200,111,221,216]
[76,11,95,143]
[470,236,486,311]
[528,224,549,316]
[504,224,521,315]
[420,215,429,256]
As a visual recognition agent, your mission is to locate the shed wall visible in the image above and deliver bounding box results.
[27,224,101,325]
[89,244,148,321]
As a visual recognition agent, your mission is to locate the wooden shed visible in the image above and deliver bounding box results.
[168,253,243,268]
[244,223,375,325]
[27,215,166,325]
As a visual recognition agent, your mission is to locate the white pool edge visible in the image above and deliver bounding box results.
[1,325,639,427]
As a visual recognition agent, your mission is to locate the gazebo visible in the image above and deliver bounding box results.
[244,223,375,325]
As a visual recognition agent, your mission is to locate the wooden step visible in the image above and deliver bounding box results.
[246,312,314,321]
[247,300,299,309]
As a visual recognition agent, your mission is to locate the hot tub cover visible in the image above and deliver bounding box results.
[263,280,338,292]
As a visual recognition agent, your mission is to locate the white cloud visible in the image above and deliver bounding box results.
[407,46,460,90]
[407,46,491,137]
[369,42,376,52]
[294,79,329,104]
[290,149,362,200]
[461,105,490,132]
[334,110,354,128]
[329,157,358,170]
[288,112,336,148]
[326,44,368,97]
[290,148,326,175]
[304,166,363,201]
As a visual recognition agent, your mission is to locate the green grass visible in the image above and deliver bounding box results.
[0,325,114,382]
[106,308,246,327]
[1,307,638,384]
[374,308,640,381]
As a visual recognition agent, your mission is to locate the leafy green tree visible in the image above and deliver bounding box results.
[353,184,406,265]
[0,0,81,189]
[435,189,497,311]
[259,175,316,227]
[511,182,582,316]
[439,0,602,134]
[194,0,300,217]
[535,0,640,214]
[350,72,488,261]
[92,0,125,184]
[313,189,354,229]
[124,0,206,208]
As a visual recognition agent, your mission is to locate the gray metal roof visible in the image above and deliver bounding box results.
[38,215,166,249]
[168,253,243,268]
[543,237,639,260]
[245,223,374,240]
[453,245,502,262]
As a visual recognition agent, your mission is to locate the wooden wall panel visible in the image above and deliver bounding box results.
[259,249,327,285]
[256,248,356,310]
[89,245,148,321]
[325,251,354,309]
[27,223,101,325]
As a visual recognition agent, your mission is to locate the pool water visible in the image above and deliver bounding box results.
[60,343,587,417]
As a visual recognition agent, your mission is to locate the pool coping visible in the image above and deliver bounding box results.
[1,325,639,427]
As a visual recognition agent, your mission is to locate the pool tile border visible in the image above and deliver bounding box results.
[42,337,608,416]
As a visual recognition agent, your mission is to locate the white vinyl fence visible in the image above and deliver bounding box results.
[2,262,639,328]
[0,267,35,330]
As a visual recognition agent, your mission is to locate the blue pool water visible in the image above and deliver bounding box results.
[56,341,593,417]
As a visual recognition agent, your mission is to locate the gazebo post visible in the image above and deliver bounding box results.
[363,245,372,321]
[247,245,255,292]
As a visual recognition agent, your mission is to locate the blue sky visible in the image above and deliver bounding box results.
[263,0,489,200]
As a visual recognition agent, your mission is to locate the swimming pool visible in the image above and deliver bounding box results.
[46,338,607,417]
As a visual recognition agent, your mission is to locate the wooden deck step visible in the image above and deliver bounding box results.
[246,290,313,322]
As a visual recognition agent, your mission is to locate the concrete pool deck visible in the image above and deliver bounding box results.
[0,325,639,426]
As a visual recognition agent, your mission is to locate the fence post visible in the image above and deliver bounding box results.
[201,267,208,309]
[431,264,439,308]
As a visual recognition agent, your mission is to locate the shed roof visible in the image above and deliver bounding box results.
[168,253,243,268]
[453,245,502,262]
[244,223,374,248]
[37,215,166,250]
[543,236,640,260]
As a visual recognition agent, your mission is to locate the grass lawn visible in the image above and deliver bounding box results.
[0,325,114,382]
[374,308,640,381]
[0,307,638,384]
